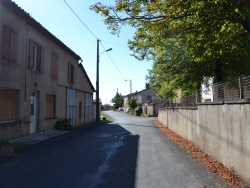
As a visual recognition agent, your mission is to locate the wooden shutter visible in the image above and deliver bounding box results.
[9,28,18,63]
[40,46,44,73]
[55,54,58,77]
[36,44,41,72]
[1,25,10,59]
[68,63,70,82]
[46,95,53,117]
[0,88,16,122]
[68,63,74,83]
[28,39,34,69]
[79,102,82,118]
[51,52,58,77]
[71,64,74,83]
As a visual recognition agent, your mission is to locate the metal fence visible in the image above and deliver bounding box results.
[213,76,250,102]
[159,94,200,108]
[158,76,250,108]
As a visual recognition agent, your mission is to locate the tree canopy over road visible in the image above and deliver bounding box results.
[91,0,250,99]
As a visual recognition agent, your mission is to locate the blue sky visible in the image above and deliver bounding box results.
[12,0,153,104]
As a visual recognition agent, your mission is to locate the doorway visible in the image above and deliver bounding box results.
[30,91,37,134]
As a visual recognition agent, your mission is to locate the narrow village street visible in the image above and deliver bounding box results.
[0,111,231,188]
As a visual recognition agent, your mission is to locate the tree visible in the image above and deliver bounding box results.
[90,0,250,99]
[127,98,138,110]
[111,92,123,109]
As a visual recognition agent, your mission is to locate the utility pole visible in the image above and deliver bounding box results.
[125,79,132,94]
[96,39,100,122]
[96,39,112,122]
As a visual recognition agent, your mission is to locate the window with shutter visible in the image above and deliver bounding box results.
[0,88,17,122]
[46,94,56,118]
[51,51,58,78]
[28,39,44,73]
[1,25,18,64]
[68,63,74,83]
[79,102,82,119]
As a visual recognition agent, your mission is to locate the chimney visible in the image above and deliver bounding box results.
[146,83,150,89]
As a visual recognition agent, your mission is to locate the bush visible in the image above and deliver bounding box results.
[55,119,72,130]
[134,106,142,116]
[141,113,152,117]
[0,138,10,148]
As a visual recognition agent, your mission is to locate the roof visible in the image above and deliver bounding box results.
[78,63,95,92]
[124,88,152,97]
[1,0,81,60]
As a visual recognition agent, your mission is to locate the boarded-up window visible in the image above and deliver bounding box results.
[68,63,74,83]
[28,39,44,73]
[0,88,16,122]
[1,25,18,64]
[46,94,56,117]
[51,51,58,78]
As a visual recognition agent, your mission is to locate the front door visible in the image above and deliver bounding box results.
[30,91,37,134]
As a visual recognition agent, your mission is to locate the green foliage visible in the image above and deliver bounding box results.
[55,119,72,131]
[111,92,123,109]
[141,113,152,118]
[0,138,10,148]
[102,104,112,111]
[91,0,250,99]
[127,99,138,110]
[101,112,112,121]
[134,106,142,116]
[128,110,136,116]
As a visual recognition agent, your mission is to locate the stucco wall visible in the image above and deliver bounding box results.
[158,103,250,183]
[0,2,94,139]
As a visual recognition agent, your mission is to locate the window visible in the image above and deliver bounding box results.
[46,94,56,118]
[28,39,44,72]
[51,51,58,78]
[68,63,74,83]
[0,88,16,122]
[147,96,152,101]
[79,102,82,119]
[1,25,18,64]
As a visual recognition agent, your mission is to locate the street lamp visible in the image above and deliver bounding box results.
[125,79,132,94]
[96,39,112,122]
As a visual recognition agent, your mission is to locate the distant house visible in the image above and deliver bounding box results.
[0,0,95,140]
[123,83,166,116]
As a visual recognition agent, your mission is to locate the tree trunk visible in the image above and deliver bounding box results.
[215,57,224,100]
[215,57,223,83]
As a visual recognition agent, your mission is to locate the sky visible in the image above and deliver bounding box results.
[12,0,153,105]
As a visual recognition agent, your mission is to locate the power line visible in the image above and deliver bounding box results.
[82,42,95,57]
[100,41,127,79]
[63,0,127,80]
[101,40,128,47]
[63,0,99,40]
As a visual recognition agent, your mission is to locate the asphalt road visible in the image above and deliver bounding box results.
[0,111,231,188]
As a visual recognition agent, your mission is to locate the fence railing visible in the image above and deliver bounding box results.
[213,76,250,102]
[159,94,201,108]
[158,76,250,108]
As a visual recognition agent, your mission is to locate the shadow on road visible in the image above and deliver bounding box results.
[97,123,139,188]
[0,123,139,188]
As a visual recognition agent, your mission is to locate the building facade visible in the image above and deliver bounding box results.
[0,0,95,139]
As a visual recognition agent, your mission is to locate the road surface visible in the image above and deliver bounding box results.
[0,111,231,188]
